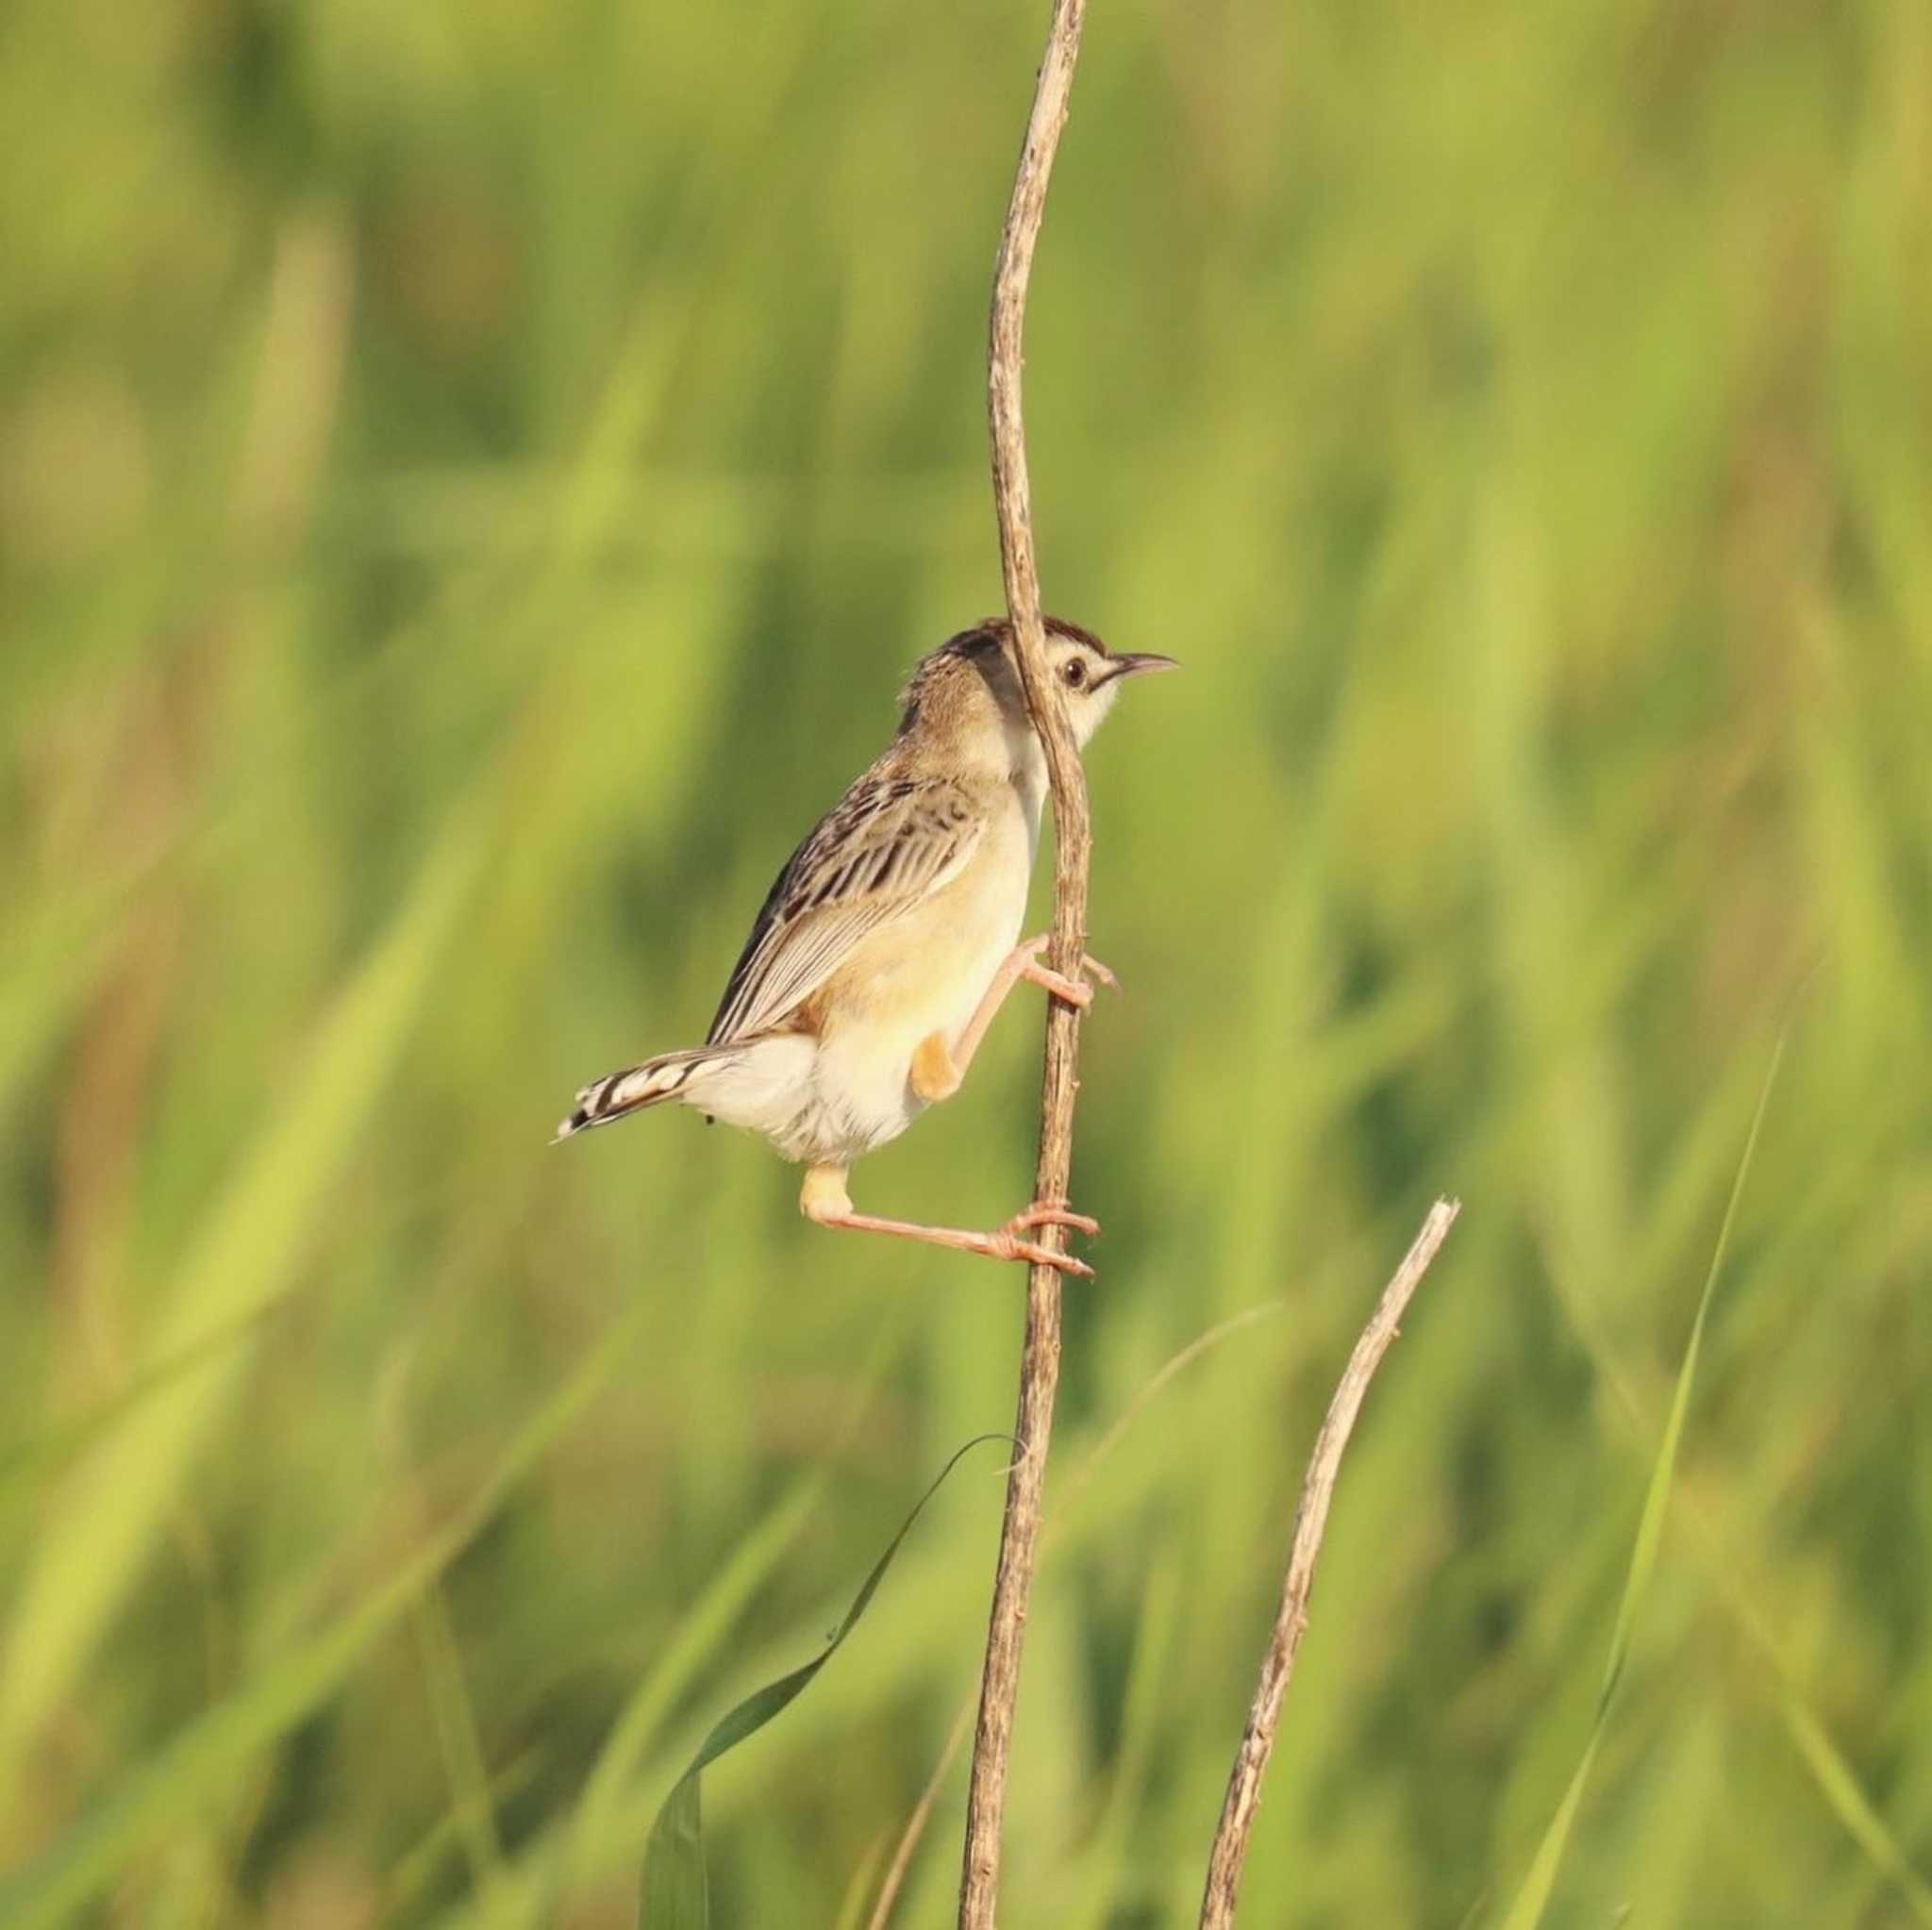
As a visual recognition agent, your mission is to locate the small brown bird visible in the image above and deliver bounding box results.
[557,617,1175,1274]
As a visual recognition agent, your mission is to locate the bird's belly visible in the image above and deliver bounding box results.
[803,866,1026,1162]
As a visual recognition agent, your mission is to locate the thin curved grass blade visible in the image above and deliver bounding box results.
[577,1479,821,1854]
[1778,1689,1932,1927]
[639,1434,1009,1928]
[1496,1034,1784,1930]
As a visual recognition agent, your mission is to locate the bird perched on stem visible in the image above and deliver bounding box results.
[557,617,1175,1274]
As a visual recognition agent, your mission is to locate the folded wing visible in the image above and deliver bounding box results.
[707,774,982,1044]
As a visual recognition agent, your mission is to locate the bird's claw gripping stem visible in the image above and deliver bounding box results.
[996,1200,1102,1275]
[1014,935,1120,1009]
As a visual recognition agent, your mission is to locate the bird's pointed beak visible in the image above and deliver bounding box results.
[1102,652,1180,685]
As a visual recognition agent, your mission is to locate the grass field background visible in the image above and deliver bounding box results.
[5,0,1931,1923]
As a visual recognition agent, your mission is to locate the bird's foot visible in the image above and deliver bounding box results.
[991,1233,1096,1277]
[992,1199,1101,1274]
[1079,955,1121,994]
[1013,935,1121,1008]
[1003,1200,1101,1240]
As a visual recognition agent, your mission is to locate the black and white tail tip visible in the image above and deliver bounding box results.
[552,1051,708,1143]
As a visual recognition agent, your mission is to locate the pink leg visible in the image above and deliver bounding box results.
[800,1166,1099,1277]
[951,935,1119,1081]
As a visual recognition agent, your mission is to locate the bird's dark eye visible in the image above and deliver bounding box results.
[1061,657,1088,690]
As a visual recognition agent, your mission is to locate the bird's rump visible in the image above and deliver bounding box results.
[706,772,984,1043]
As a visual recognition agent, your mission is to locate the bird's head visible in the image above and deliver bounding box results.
[901,617,1177,758]
[1029,618,1178,745]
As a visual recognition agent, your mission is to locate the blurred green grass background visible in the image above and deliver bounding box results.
[4,0,1931,1923]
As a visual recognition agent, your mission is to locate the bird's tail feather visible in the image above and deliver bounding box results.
[554,1046,730,1141]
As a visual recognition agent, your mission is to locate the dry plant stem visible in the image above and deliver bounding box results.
[1199,1199,1462,1930]
[873,1306,1277,1930]
[958,3,1091,1926]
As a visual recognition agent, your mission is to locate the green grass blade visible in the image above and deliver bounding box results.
[1778,1689,1932,1928]
[1497,1732,1606,1930]
[386,1748,546,1922]
[640,1776,709,1930]
[0,809,490,1781]
[1497,1036,1785,1930]
[575,1477,821,1858]
[0,906,115,1115]
[638,1434,1008,1928]
[1594,1035,1782,1717]
[0,1303,643,1930]
[0,1289,291,1498]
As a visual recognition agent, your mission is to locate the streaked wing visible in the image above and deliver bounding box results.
[707,774,981,1043]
